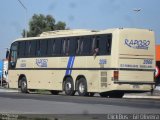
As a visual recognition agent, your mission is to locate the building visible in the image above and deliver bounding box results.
[0,60,2,80]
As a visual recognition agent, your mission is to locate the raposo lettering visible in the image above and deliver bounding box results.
[125,39,150,50]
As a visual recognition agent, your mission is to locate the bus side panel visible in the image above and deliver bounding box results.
[26,70,64,90]
[8,70,19,88]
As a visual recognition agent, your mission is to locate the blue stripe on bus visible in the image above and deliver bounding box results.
[65,56,75,75]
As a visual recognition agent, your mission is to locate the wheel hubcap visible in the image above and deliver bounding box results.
[22,81,26,89]
[66,82,71,91]
[79,83,85,93]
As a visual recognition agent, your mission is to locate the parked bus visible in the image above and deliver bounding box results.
[155,45,160,85]
[7,28,155,98]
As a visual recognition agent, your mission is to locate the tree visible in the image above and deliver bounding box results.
[22,14,66,37]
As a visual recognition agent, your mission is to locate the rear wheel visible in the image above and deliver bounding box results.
[64,77,75,96]
[20,77,28,93]
[77,78,88,96]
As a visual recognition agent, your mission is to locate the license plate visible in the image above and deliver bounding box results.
[132,85,140,89]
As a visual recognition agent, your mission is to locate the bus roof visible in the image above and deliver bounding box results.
[156,45,160,61]
[14,28,153,42]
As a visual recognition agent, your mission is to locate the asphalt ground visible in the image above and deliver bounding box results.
[0,92,160,113]
[0,88,160,119]
[0,86,160,99]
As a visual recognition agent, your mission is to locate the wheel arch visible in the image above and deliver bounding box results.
[75,75,87,90]
[62,75,74,90]
[18,74,26,88]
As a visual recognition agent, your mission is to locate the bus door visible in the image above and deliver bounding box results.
[9,42,18,69]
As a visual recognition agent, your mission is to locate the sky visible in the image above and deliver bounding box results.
[0,0,160,59]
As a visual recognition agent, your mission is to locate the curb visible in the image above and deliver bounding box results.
[123,95,160,99]
[0,88,19,93]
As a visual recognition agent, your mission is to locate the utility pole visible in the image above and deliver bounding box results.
[17,0,27,38]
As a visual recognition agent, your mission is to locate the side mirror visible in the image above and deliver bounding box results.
[6,49,10,59]
[5,71,8,76]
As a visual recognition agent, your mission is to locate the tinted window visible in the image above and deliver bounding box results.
[41,40,48,57]
[69,37,76,56]
[36,40,41,56]
[25,41,31,57]
[15,34,112,58]
[47,39,55,56]
[18,41,25,57]
[62,38,69,56]
[10,42,18,63]
[36,40,48,57]
[30,41,36,57]
[82,36,91,55]
[55,39,62,56]
[76,37,81,55]
[91,36,99,54]
[99,34,112,55]
[91,34,112,55]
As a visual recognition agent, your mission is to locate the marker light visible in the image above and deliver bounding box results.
[114,71,119,81]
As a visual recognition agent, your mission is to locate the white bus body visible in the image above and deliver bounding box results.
[7,28,155,97]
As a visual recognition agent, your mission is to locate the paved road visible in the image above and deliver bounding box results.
[0,92,159,114]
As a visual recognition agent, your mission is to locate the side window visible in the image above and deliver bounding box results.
[30,41,36,57]
[79,38,84,55]
[99,34,112,55]
[62,38,69,56]
[36,40,48,57]
[75,36,91,56]
[91,34,112,56]
[75,37,84,55]
[18,41,26,58]
[69,37,76,56]
[82,36,91,55]
[47,39,56,56]
[91,36,100,55]
[40,40,48,57]
[36,40,41,56]
[11,42,18,62]
[107,34,112,55]
[55,39,62,56]
[25,41,31,57]
[76,38,81,55]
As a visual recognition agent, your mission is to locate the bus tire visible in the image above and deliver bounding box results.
[77,78,88,96]
[50,90,59,95]
[64,77,75,96]
[20,77,28,93]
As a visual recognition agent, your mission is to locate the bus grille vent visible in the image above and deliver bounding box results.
[101,72,107,88]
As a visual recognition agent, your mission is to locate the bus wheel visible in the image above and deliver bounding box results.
[50,90,59,95]
[77,78,88,96]
[64,77,75,96]
[20,77,28,93]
